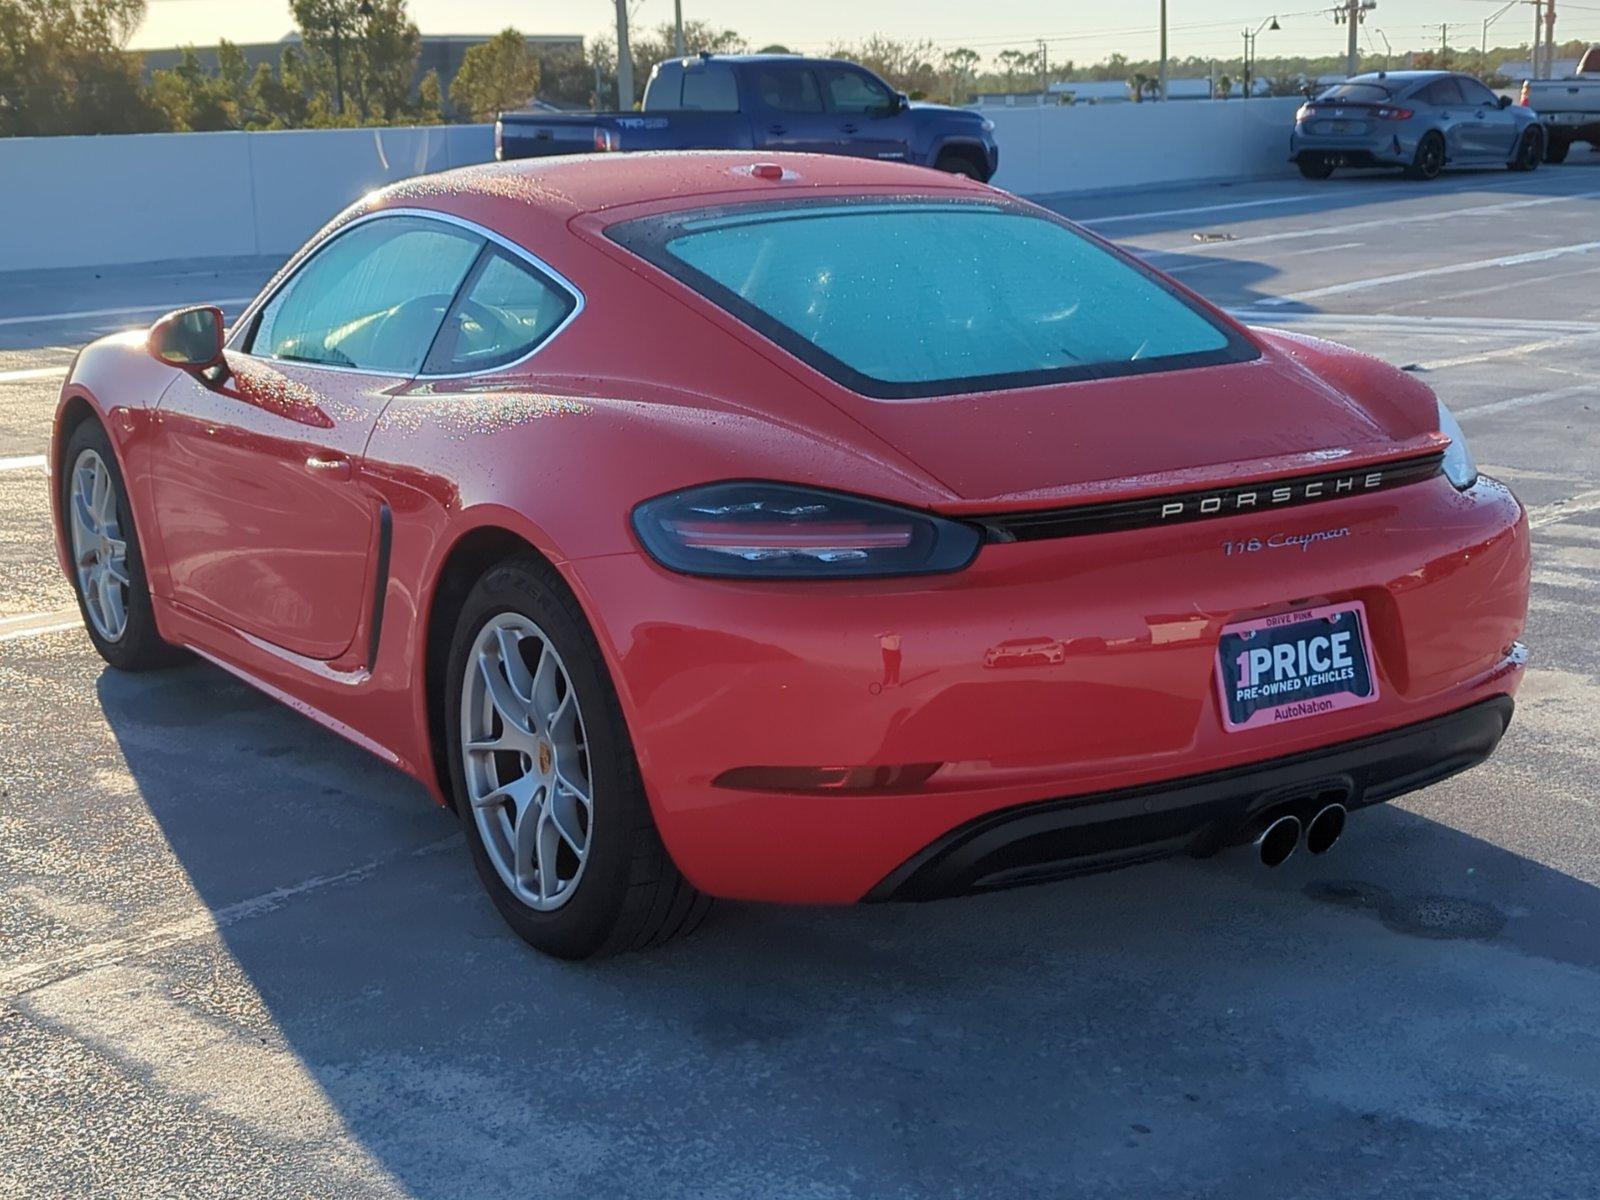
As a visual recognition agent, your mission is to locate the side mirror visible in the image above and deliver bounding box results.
[148,305,224,371]
[1497,94,1513,109]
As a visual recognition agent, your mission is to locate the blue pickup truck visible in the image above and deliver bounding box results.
[496,54,1000,181]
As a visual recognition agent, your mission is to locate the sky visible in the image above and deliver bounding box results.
[129,0,1600,65]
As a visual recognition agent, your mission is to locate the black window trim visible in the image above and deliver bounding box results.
[606,194,1260,401]
[229,207,585,380]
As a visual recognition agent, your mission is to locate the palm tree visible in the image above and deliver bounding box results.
[1214,73,1233,100]
[1127,71,1149,102]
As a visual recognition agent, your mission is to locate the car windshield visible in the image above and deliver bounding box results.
[1315,82,1393,102]
[609,199,1253,398]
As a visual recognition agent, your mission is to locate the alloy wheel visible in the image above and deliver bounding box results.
[459,611,594,911]
[68,448,130,642]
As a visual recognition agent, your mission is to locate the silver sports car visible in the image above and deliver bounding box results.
[1290,70,1544,180]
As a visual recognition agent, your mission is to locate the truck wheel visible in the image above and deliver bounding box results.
[935,152,984,180]
[1297,155,1335,180]
[1509,128,1543,172]
[1404,132,1446,181]
[1545,135,1570,164]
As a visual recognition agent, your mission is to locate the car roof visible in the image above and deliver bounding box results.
[1346,70,1453,84]
[369,150,986,224]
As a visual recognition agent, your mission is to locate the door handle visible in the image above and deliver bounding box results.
[767,124,787,135]
[841,122,860,133]
[305,453,352,480]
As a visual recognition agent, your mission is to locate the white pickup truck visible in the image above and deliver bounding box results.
[1521,45,1600,162]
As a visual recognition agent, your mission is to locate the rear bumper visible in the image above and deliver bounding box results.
[869,693,1515,900]
[1292,127,1414,167]
[567,475,1529,904]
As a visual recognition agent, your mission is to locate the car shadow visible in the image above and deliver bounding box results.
[88,658,1600,1197]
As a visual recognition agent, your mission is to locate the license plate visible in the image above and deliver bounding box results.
[1216,601,1378,731]
[1330,120,1349,133]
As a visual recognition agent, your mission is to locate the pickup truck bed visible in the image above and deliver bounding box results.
[1523,45,1600,162]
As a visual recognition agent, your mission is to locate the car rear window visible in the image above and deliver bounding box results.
[1316,83,1392,102]
[608,199,1253,399]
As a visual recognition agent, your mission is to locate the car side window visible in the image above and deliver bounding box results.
[1457,78,1498,107]
[421,247,577,375]
[1421,78,1464,106]
[822,67,894,114]
[756,68,823,114]
[680,64,739,112]
[250,217,482,374]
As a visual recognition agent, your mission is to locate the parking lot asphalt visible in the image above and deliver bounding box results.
[2,160,1598,1199]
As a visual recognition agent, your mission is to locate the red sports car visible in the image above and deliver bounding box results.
[52,152,1529,959]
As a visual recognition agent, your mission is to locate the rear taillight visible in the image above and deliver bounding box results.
[1519,80,1531,106]
[1374,106,1413,120]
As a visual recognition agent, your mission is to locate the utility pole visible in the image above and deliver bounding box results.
[1037,39,1049,97]
[673,0,685,57]
[1346,1,1362,77]
[615,0,633,110]
[1543,0,1556,79]
[1159,0,1169,101]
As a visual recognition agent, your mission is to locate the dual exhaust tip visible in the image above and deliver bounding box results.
[1251,802,1346,867]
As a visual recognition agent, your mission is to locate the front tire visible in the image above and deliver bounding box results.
[935,151,984,180]
[60,419,183,671]
[1404,132,1446,180]
[445,555,709,959]
[1297,154,1335,180]
[1509,127,1543,171]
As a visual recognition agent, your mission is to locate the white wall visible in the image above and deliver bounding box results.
[988,98,1302,198]
[0,124,494,272]
[0,104,1300,272]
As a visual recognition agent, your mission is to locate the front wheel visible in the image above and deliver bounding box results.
[445,556,709,959]
[935,152,984,179]
[1404,132,1446,181]
[1297,155,1335,180]
[1509,128,1543,172]
[60,419,183,670]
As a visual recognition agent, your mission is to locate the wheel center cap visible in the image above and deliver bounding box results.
[537,741,553,775]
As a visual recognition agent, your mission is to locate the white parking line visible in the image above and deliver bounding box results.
[1258,240,1600,306]
[1529,489,1600,530]
[1068,180,1600,230]
[1456,384,1592,421]
[0,833,462,998]
[1166,241,1364,274]
[1135,189,1600,254]
[0,608,80,643]
[0,366,67,384]
[0,454,48,471]
[1228,310,1600,336]
[0,297,254,328]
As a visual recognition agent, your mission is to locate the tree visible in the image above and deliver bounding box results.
[826,35,940,98]
[941,47,980,104]
[626,19,746,105]
[450,27,541,121]
[289,0,419,122]
[757,44,792,55]
[0,0,163,136]
[1214,73,1233,99]
[149,45,238,130]
[995,48,1028,89]
[1127,72,1148,102]
[414,66,442,123]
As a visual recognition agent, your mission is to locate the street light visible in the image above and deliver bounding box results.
[1367,26,1392,71]
[1241,16,1280,100]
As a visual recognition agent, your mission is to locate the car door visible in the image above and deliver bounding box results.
[1457,76,1518,158]
[149,213,484,661]
[1417,77,1470,159]
[819,65,913,162]
[751,65,840,154]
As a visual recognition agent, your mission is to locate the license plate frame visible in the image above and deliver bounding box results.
[1215,601,1379,732]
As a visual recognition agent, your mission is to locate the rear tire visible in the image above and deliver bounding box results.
[935,151,984,180]
[1545,134,1570,164]
[1297,155,1336,180]
[60,419,184,671]
[1509,127,1543,171]
[445,555,709,959]
[1404,132,1445,180]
